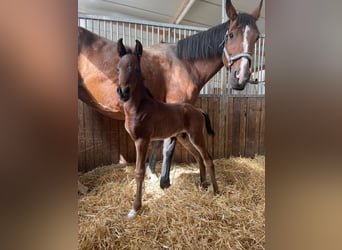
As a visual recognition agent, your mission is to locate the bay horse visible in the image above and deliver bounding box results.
[78,0,263,189]
[117,39,219,218]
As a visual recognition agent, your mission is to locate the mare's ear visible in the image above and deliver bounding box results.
[117,38,127,57]
[134,40,143,60]
[251,0,263,20]
[226,0,238,21]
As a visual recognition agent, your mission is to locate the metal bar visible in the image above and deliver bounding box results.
[151,26,154,45]
[78,14,206,32]
[128,23,131,45]
[116,22,119,40]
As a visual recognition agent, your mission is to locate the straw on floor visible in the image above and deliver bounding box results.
[78,156,265,249]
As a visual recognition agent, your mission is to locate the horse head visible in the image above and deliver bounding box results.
[223,0,263,90]
[116,39,143,102]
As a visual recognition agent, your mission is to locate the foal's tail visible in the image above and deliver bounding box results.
[202,112,215,136]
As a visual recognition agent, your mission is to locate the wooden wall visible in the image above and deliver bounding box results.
[78,96,265,172]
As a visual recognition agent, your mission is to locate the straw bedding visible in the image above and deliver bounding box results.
[78,156,265,249]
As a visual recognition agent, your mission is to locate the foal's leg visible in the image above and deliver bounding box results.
[177,134,208,188]
[188,133,219,194]
[128,138,150,219]
[146,140,163,181]
[160,137,177,189]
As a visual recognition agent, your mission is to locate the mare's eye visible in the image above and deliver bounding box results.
[116,68,119,73]
[228,32,234,39]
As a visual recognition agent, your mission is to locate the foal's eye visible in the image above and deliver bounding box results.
[116,68,119,73]
[228,32,234,39]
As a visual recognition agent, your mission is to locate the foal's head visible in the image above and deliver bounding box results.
[116,39,143,102]
[223,0,263,90]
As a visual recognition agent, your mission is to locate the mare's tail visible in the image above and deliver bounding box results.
[202,112,215,136]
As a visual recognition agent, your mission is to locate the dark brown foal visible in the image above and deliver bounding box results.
[116,39,219,218]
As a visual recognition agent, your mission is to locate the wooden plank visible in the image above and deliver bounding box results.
[101,115,112,166]
[78,101,85,172]
[212,96,220,158]
[93,112,103,167]
[110,119,120,164]
[84,105,95,171]
[232,97,241,156]
[227,97,234,157]
[259,97,265,155]
[218,95,227,158]
[239,97,247,156]
[245,97,257,157]
[254,97,262,156]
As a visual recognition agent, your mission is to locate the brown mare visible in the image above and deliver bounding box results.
[78,0,263,189]
[117,39,219,218]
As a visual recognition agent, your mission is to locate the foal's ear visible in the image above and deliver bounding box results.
[251,0,263,21]
[117,38,127,57]
[226,0,238,21]
[134,40,143,60]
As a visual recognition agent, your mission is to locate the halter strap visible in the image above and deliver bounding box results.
[223,46,253,71]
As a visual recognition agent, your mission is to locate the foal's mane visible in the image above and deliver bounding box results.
[177,21,229,60]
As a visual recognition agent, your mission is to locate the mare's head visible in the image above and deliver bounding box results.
[116,39,143,102]
[223,0,263,90]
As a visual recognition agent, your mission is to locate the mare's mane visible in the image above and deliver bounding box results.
[176,21,229,60]
[176,12,259,60]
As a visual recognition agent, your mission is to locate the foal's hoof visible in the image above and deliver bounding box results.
[160,177,171,189]
[146,168,159,182]
[127,209,137,219]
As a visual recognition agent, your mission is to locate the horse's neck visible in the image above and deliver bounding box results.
[189,55,223,90]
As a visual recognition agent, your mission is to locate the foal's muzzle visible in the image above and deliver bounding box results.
[117,86,130,102]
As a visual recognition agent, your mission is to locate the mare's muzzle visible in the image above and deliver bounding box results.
[117,86,130,102]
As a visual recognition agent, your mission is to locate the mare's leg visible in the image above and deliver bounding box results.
[160,137,177,189]
[128,138,150,219]
[188,133,219,194]
[146,140,163,181]
[177,133,208,188]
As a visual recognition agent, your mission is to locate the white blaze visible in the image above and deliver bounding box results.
[238,25,250,83]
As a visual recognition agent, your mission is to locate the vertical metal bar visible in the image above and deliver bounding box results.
[116,22,119,40]
[134,23,137,40]
[104,21,107,38]
[140,24,143,43]
[257,38,262,82]
[168,28,171,43]
[151,26,154,45]
[163,27,165,42]
[122,23,126,43]
[157,26,160,43]
[261,37,265,82]
[110,21,113,41]
[146,25,149,46]
[173,28,176,43]
[128,23,131,45]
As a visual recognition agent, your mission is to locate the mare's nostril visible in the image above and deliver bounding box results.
[234,69,240,78]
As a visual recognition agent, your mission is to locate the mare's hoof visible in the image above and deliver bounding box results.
[200,181,210,190]
[127,209,137,219]
[160,177,171,189]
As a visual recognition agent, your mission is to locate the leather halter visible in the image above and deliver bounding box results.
[221,32,253,72]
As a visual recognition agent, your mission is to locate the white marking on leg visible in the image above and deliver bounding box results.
[127,209,137,219]
[146,166,159,182]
